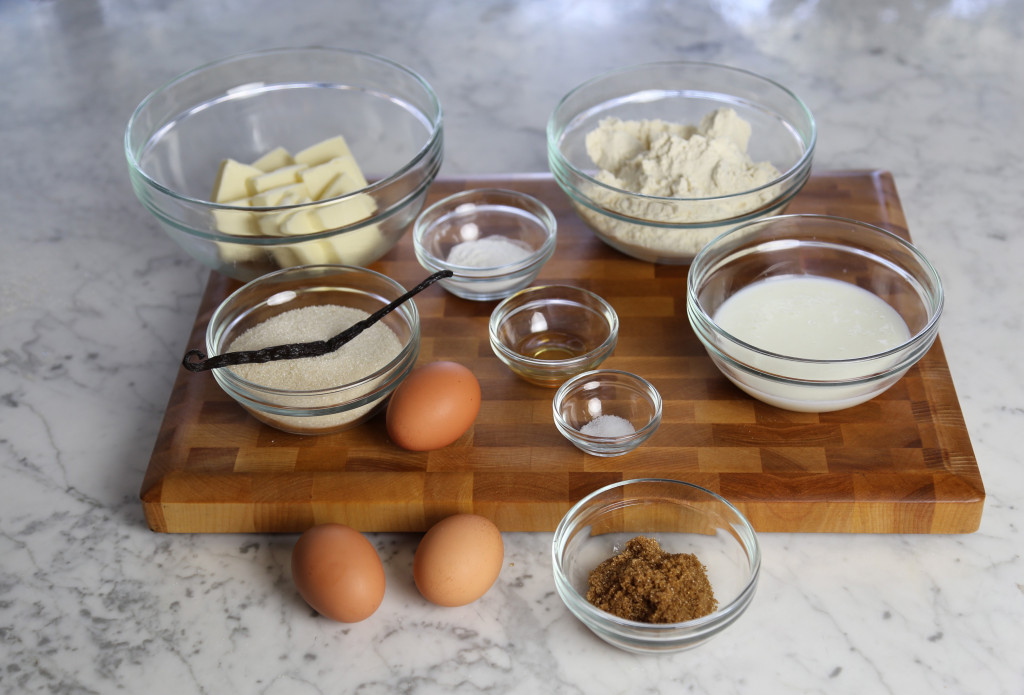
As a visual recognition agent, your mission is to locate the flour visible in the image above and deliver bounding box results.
[579,108,782,260]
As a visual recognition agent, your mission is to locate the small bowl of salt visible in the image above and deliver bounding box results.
[413,188,558,301]
[552,370,663,457]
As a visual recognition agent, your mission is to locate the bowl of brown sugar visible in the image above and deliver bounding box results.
[551,478,761,653]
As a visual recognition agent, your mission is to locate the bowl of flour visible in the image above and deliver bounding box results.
[547,61,816,264]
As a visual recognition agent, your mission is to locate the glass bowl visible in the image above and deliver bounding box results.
[488,285,619,387]
[126,47,443,281]
[547,61,815,264]
[687,214,943,412]
[552,479,761,654]
[413,188,558,301]
[205,265,420,434]
[552,370,662,457]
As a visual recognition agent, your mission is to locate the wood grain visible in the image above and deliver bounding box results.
[140,171,984,534]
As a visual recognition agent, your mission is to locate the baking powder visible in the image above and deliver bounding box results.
[446,235,533,268]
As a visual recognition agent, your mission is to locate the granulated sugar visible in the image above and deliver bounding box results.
[227,304,402,390]
[221,304,407,434]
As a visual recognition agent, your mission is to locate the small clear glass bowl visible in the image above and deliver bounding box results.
[125,47,443,281]
[552,479,761,654]
[552,370,662,457]
[205,265,420,434]
[547,60,815,264]
[488,285,619,387]
[687,214,943,412]
[413,188,558,301]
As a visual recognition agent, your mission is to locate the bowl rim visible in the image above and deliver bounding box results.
[488,284,620,369]
[206,264,421,402]
[546,59,817,206]
[413,187,559,276]
[552,369,664,446]
[686,213,945,382]
[124,46,444,216]
[551,477,762,633]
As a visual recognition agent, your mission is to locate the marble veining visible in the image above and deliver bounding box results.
[2,1,1023,693]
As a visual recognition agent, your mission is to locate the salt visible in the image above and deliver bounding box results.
[580,414,636,438]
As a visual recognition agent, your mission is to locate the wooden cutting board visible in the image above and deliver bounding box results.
[141,171,984,534]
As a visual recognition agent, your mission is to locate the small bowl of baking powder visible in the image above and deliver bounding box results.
[413,188,558,301]
[552,369,662,456]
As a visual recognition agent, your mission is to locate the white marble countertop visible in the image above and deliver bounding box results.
[2,1,1022,693]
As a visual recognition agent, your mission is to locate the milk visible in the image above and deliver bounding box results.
[714,275,911,359]
[709,275,912,412]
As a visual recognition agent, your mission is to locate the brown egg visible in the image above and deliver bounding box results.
[413,514,504,607]
[291,523,385,623]
[386,361,481,451]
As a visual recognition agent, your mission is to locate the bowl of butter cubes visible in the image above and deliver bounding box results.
[125,47,444,281]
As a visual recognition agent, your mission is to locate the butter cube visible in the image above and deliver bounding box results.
[267,248,308,271]
[294,135,353,167]
[301,157,353,200]
[246,163,309,195]
[212,159,264,203]
[318,155,369,195]
[314,193,378,230]
[213,201,263,265]
[249,182,310,208]
[212,198,259,237]
[280,209,326,237]
[250,146,295,172]
[289,239,341,265]
[319,173,358,200]
[324,225,386,265]
[255,191,310,235]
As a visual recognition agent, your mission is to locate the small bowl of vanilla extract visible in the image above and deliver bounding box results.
[488,284,618,388]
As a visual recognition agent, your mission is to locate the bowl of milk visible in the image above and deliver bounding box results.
[686,214,943,413]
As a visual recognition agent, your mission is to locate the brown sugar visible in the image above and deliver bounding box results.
[585,536,718,623]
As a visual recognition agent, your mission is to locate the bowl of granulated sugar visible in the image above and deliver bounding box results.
[413,188,557,301]
[204,264,420,435]
[552,369,662,457]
